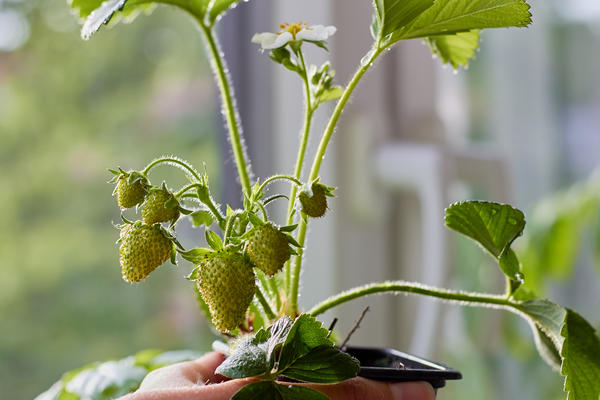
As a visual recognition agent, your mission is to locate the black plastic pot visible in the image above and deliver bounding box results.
[344,346,462,391]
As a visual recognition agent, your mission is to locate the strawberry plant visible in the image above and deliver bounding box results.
[37,0,600,399]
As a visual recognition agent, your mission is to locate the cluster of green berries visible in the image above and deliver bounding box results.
[111,167,335,333]
[111,170,180,283]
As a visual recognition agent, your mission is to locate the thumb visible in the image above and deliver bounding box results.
[304,377,436,400]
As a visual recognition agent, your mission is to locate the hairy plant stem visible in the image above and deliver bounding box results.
[255,285,276,321]
[285,50,314,296]
[142,157,202,181]
[257,175,303,196]
[289,47,383,314]
[197,21,252,198]
[309,281,518,317]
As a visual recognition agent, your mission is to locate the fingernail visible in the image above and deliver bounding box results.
[390,381,436,399]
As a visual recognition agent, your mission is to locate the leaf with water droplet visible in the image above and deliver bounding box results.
[77,0,155,40]
[499,247,524,285]
[445,201,525,259]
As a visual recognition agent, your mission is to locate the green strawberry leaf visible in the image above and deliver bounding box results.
[376,0,435,38]
[231,381,329,400]
[215,338,269,379]
[391,0,531,41]
[518,299,565,352]
[499,248,523,291]
[205,229,223,251]
[266,317,294,369]
[561,309,600,400]
[78,0,155,40]
[278,314,333,370]
[425,30,481,69]
[248,212,264,227]
[445,201,525,281]
[207,0,246,24]
[74,0,245,40]
[372,0,531,68]
[517,300,600,399]
[281,345,360,384]
[190,210,215,227]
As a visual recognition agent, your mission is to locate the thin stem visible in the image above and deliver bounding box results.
[256,270,281,312]
[222,211,241,246]
[309,281,517,317]
[289,222,307,313]
[197,22,252,198]
[289,47,383,314]
[268,278,282,312]
[285,51,314,295]
[257,175,303,196]
[308,47,382,183]
[174,183,200,197]
[142,157,202,181]
[255,286,276,321]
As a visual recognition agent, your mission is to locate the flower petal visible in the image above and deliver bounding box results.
[296,25,336,41]
[252,31,293,50]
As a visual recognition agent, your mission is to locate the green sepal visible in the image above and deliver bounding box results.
[190,209,215,227]
[306,40,329,52]
[285,234,302,248]
[248,212,264,227]
[180,248,213,264]
[196,184,212,205]
[186,266,201,281]
[280,224,298,233]
[270,48,300,73]
[205,229,224,251]
[288,40,302,53]
[170,245,177,265]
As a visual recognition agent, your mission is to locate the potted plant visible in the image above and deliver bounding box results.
[37,0,600,399]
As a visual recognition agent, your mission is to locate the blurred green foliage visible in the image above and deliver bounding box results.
[0,0,221,398]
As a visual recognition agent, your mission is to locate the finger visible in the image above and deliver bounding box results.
[118,379,248,400]
[136,352,227,392]
[304,377,436,400]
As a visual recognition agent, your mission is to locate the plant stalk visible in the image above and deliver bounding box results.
[289,47,383,314]
[142,157,202,181]
[285,50,314,295]
[255,286,276,321]
[309,281,517,317]
[197,22,252,198]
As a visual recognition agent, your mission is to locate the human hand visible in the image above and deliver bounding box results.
[117,352,436,400]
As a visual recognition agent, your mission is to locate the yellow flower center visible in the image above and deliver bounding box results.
[278,22,309,39]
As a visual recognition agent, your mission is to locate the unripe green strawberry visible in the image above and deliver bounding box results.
[119,224,173,283]
[114,175,148,209]
[196,251,256,332]
[142,187,180,225]
[299,182,329,218]
[245,223,291,276]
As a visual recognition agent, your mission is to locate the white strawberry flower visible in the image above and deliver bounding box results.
[252,22,336,50]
